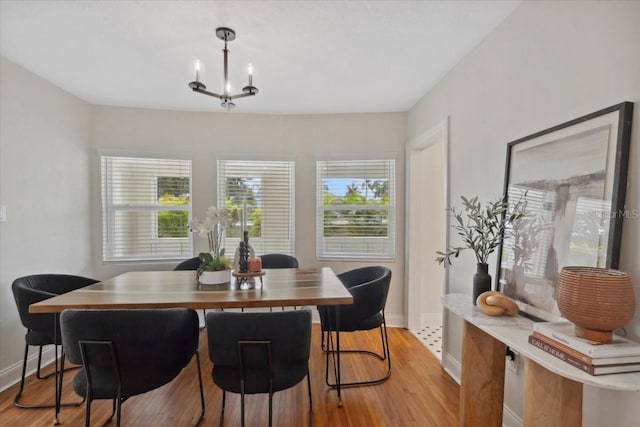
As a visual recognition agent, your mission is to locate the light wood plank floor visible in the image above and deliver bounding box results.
[0,325,459,426]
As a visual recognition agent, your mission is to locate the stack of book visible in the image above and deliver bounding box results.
[529,321,640,376]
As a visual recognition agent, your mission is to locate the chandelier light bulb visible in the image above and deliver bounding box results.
[225,82,231,94]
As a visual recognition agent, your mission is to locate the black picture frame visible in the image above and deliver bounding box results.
[496,102,633,321]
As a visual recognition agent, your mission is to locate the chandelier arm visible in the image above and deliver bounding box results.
[191,87,223,99]
[229,92,257,100]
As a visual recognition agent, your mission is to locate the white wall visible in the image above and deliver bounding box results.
[0,58,93,388]
[407,1,640,425]
[89,106,407,324]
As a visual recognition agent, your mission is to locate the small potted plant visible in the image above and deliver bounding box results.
[189,206,233,285]
[435,194,527,303]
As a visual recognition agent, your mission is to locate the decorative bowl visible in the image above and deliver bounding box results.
[557,266,635,343]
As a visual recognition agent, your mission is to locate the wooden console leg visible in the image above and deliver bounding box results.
[460,320,506,427]
[523,359,582,427]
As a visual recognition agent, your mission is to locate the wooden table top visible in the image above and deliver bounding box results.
[29,267,353,313]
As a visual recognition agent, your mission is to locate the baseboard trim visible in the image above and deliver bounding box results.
[502,404,523,427]
[442,351,461,384]
[0,346,56,392]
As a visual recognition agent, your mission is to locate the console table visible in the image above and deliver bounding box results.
[442,294,640,427]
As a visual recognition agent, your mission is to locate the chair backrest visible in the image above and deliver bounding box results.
[259,253,299,269]
[337,266,392,320]
[60,308,199,398]
[12,274,99,339]
[173,257,201,271]
[206,308,311,394]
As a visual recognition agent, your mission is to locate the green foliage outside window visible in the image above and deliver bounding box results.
[157,176,190,238]
[224,177,262,238]
[158,194,189,238]
[322,179,389,237]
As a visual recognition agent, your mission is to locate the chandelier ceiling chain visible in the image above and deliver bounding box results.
[188,27,258,111]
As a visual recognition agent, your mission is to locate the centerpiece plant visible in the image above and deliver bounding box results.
[189,206,233,278]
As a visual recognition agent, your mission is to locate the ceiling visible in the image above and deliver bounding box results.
[0,1,520,115]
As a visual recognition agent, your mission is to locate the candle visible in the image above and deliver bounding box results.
[194,60,201,82]
[248,257,262,272]
[248,63,253,87]
[242,199,247,234]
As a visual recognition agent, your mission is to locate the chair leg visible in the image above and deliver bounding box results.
[13,342,29,406]
[268,379,273,427]
[84,393,92,427]
[102,399,116,426]
[194,351,205,426]
[115,397,122,427]
[218,391,226,427]
[14,343,85,408]
[268,390,273,427]
[240,380,246,427]
[324,318,392,388]
[307,373,313,427]
[35,346,45,379]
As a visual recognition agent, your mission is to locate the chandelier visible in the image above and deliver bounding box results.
[188,27,258,110]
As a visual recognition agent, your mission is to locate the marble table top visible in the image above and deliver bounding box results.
[442,294,640,392]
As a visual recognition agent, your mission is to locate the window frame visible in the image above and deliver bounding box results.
[100,152,193,262]
[316,157,396,260]
[216,158,296,257]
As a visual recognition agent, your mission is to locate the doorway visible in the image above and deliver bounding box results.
[405,119,448,360]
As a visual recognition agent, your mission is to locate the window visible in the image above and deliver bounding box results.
[217,160,295,255]
[101,154,192,261]
[316,159,395,259]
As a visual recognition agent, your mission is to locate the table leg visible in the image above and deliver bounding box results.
[523,359,582,427]
[54,313,60,425]
[335,305,342,407]
[460,320,506,427]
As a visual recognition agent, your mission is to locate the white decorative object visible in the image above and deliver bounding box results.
[199,270,230,285]
[189,205,233,274]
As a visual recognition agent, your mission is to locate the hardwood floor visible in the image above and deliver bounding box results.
[0,325,459,426]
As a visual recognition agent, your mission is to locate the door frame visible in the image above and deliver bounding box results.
[404,117,450,331]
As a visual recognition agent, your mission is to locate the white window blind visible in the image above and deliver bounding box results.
[101,155,192,261]
[217,160,295,256]
[316,159,395,259]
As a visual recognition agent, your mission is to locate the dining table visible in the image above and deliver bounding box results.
[29,267,353,425]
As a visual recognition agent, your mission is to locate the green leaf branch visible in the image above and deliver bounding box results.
[435,194,527,266]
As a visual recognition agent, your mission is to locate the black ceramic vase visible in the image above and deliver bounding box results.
[473,263,491,305]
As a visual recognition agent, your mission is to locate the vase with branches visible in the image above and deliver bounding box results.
[435,194,527,303]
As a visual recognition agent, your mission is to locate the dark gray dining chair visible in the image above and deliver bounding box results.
[259,254,300,311]
[206,308,312,427]
[60,308,205,427]
[11,274,99,408]
[317,266,392,387]
[260,254,299,269]
[173,257,201,271]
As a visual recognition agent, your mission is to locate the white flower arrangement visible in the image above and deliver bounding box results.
[189,206,233,273]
